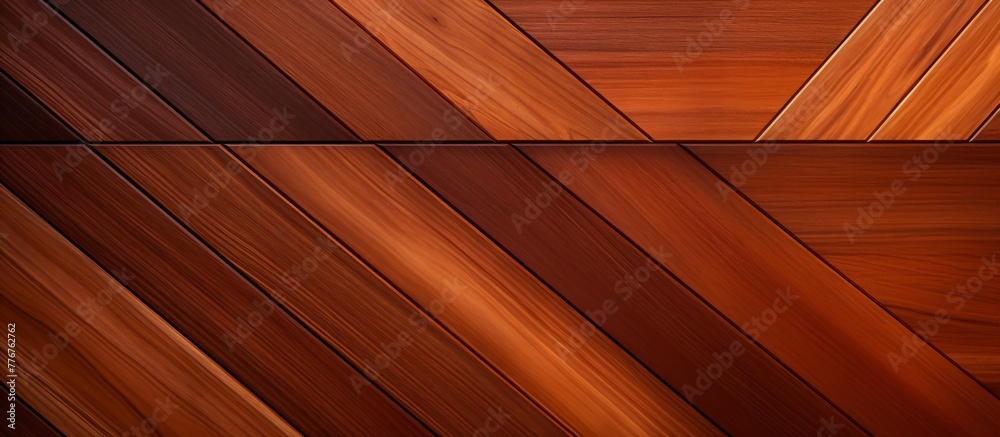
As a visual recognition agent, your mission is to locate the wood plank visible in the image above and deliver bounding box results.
[690,143,1000,394]
[490,0,873,140]
[522,145,1000,435]
[0,0,204,142]
[97,145,563,435]
[8,400,61,436]
[385,145,865,435]
[52,0,355,142]
[198,0,487,141]
[974,106,1000,141]
[0,73,76,142]
[331,0,643,141]
[762,0,986,140]
[873,1,1000,140]
[241,146,722,435]
[0,184,296,435]
[0,146,426,436]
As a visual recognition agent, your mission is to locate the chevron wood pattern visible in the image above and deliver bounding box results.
[1,1,999,435]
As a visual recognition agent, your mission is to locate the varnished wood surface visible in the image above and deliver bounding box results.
[0,73,76,142]
[0,185,297,436]
[975,107,1000,140]
[523,145,1000,435]
[9,401,61,437]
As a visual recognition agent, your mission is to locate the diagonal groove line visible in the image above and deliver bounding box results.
[0,68,85,142]
[509,143,872,436]
[193,0,362,142]
[12,390,67,436]
[323,0,496,141]
[867,0,992,142]
[222,144,575,436]
[755,0,885,141]
[0,175,309,437]
[39,0,215,143]
[482,0,654,142]
[678,142,1000,401]
[376,144,730,436]
[971,104,1000,141]
[87,146,438,435]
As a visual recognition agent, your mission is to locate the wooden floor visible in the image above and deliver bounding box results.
[1,1,999,435]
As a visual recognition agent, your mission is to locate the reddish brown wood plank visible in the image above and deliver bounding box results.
[52,0,355,142]
[8,401,60,437]
[523,145,1000,435]
[0,184,296,435]
[974,106,1000,141]
[0,73,76,142]
[241,146,722,435]
[690,143,1000,394]
[491,0,873,140]
[0,0,204,141]
[386,144,865,436]
[0,146,425,435]
[97,145,563,435]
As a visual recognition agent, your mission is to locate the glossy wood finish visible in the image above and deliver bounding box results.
[690,144,1000,394]
[0,73,76,142]
[762,0,986,140]
[52,0,355,142]
[241,146,721,436]
[974,107,1000,141]
[198,0,487,141]
[491,0,873,140]
[12,402,61,437]
[0,146,425,436]
[523,145,1000,435]
[0,0,203,142]
[332,0,643,141]
[0,185,296,436]
[386,144,865,436]
[97,145,562,435]
[874,1,1000,140]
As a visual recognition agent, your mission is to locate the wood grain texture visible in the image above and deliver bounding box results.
[873,1,1000,140]
[491,0,873,140]
[0,146,425,436]
[241,146,721,436]
[523,145,1000,435]
[10,401,61,437]
[0,0,203,142]
[97,145,562,436]
[52,0,355,142]
[199,0,487,141]
[690,144,1000,394]
[331,0,643,141]
[974,106,1000,141]
[0,184,296,436]
[762,0,986,140]
[386,144,865,436]
[0,73,76,142]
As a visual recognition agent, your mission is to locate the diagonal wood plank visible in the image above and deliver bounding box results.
[873,1,1000,140]
[97,145,564,435]
[197,0,487,141]
[974,106,1000,141]
[523,144,1000,435]
[690,143,1000,394]
[386,144,866,436]
[10,400,61,437]
[241,145,722,435]
[761,0,986,140]
[0,184,296,435]
[0,72,76,142]
[331,0,644,141]
[0,146,427,436]
[491,0,873,140]
[51,0,355,142]
[0,0,204,142]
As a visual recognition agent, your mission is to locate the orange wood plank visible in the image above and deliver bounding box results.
[523,144,1000,435]
[0,184,296,435]
[241,146,722,435]
[331,0,644,141]
[0,146,427,436]
[762,0,986,140]
[491,0,873,140]
[97,145,563,435]
[873,1,1000,140]
[974,106,1000,140]
[690,143,1000,394]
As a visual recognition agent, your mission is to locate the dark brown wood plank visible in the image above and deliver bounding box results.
[0,0,204,141]
[385,144,865,436]
[52,0,355,142]
[0,146,425,435]
[0,73,76,142]
[6,400,60,436]
[97,145,563,435]
[523,144,1000,435]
